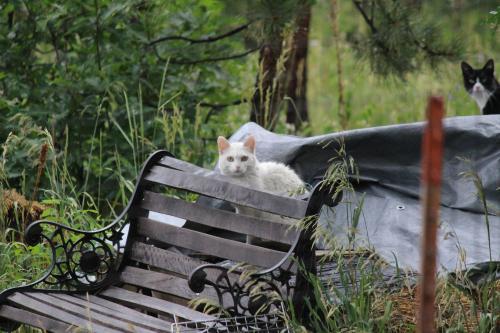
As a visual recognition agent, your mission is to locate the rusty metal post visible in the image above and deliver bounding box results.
[417,96,445,333]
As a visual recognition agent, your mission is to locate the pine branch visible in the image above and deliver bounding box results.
[353,0,459,60]
[353,0,377,33]
[148,22,252,46]
[378,0,457,58]
[157,46,260,65]
[414,39,456,58]
[352,0,391,56]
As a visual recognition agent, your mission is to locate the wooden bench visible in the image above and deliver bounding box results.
[0,150,339,332]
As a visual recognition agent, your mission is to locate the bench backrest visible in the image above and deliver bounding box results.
[127,152,309,270]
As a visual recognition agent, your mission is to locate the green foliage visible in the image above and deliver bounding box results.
[222,0,303,41]
[0,241,50,292]
[0,0,253,206]
[308,0,500,132]
[348,0,463,76]
[486,5,500,30]
[0,115,53,194]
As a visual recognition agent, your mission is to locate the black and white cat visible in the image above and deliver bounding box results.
[461,59,500,115]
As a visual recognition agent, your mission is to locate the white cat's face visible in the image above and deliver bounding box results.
[217,136,257,177]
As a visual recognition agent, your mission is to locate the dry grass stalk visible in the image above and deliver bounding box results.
[1,189,45,232]
[31,143,49,202]
[390,280,500,332]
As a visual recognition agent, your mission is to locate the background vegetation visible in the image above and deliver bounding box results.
[0,0,498,332]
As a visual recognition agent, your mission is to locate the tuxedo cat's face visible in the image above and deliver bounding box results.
[217,135,257,177]
[461,59,497,108]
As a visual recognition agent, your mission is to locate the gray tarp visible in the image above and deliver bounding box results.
[228,116,500,273]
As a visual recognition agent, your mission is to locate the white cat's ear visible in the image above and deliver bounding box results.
[217,136,230,154]
[243,135,256,152]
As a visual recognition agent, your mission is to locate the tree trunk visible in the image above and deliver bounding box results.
[330,0,347,129]
[249,40,283,130]
[285,3,311,132]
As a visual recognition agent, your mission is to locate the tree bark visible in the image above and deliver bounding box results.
[330,0,347,129]
[285,3,311,132]
[249,41,283,130]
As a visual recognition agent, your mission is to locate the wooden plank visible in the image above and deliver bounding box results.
[158,156,210,174]
[27,293,156,333]
[120,266,220,302]
[137,217,288,268]
[73,293,174,328]
[7,292,122,333]
[130,242,240,283]
[0,305,75,333]
[130,242,207,276]
[143,165,307,219]
[53,293,171,332]
[140,191,296,244]
[99,286,215,322]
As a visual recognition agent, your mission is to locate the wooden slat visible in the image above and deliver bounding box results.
[143,165,307,219]
[130,242,240,283]
[137,217,288,268]
[73,293,174,329]
[140,191,296,244]
[7,292,122,333]
[158,156,210,174]
[99,286,215,322]
[27,293,156,333]
[130,242,207,276]
[52,293,171,332]
[0,305,75,333]
[120,266,219,302]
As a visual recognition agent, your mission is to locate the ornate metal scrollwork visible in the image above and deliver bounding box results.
[0,150,174,304]
[0,210,130,333]
[188,263,295,318]
[0,218,128,298]
[187,180,342,324]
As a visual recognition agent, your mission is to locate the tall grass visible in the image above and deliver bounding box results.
[287,143,499,332]
[307,0,500,134]
[0,69,204,294]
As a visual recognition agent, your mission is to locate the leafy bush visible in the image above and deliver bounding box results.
[0,0,252,206]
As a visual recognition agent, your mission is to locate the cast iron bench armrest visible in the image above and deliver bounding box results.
[1,218,127,297]
[0,150,172,304]
[187,181,342,317]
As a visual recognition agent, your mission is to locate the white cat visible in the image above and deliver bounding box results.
[217,135,305,196]
[217,135,306,244]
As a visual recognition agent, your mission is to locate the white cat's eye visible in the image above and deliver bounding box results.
[241,156,248,162]
[227,156,234,162]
